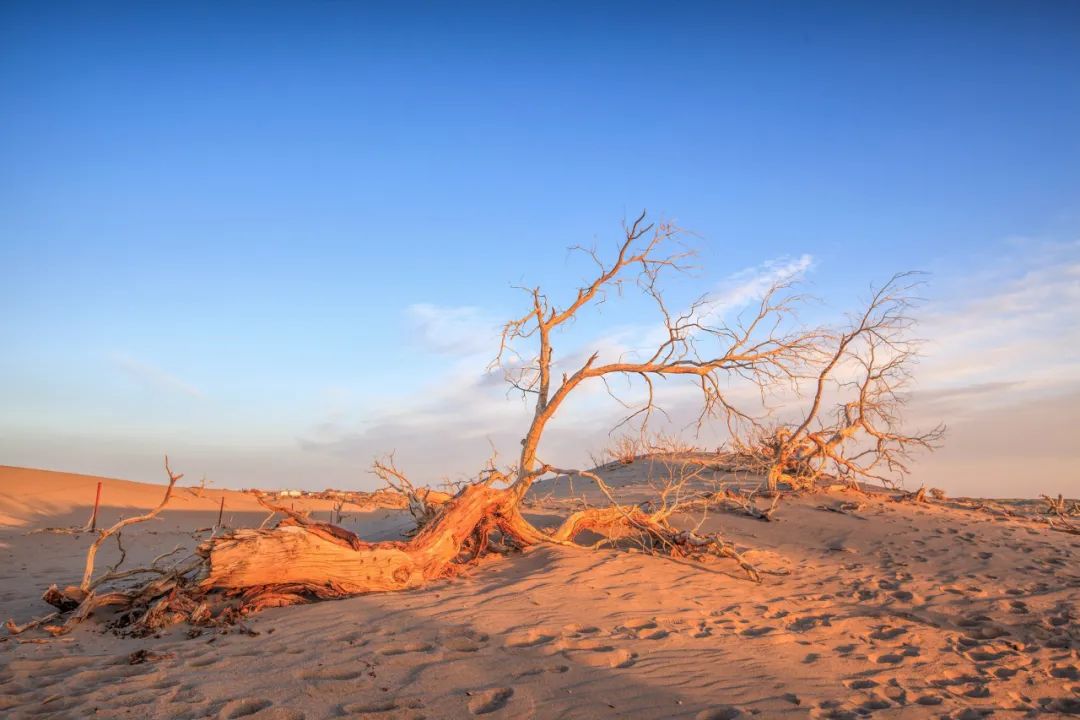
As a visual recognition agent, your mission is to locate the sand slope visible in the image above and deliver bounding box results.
[1,465,1078,719]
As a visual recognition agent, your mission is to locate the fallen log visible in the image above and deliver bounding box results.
[203,482,515,596]
[21,466,761,637]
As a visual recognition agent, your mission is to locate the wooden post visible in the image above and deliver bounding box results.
[216,496,225,529]
[89,481,102,532]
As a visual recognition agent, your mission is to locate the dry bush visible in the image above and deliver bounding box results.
[644,431,699,457]
[607,435,643,464]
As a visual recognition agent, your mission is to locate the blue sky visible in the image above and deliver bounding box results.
[2,2,1078,495]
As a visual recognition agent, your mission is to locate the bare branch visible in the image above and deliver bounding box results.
[80,456,182,592]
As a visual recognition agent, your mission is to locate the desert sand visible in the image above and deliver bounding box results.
[1,463,1078,719]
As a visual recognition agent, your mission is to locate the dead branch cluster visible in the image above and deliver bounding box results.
[1042,494,1080,535]
[595,431,701,467]
[371,454,454,532]
[634,457,782,523]
[9,458,204,637]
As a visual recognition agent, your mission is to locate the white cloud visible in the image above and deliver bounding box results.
[711,253,815,313]
[405,303,497,356]
[109,352,204,399]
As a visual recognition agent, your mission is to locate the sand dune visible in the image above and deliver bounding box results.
[1,464,1078,718]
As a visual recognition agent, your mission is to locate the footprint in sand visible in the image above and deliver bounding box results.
[740,625,775,637]
[561,623,599,636]
[437,627,489,653]
[869,626,907,641]
[858,694,891,711]
[874,652,907,665]
[881,682,907,703]
[252,711,305,720]
[467,687,513,715]
[504,629,555,648]
[1047,613,1072,628]
[1049,664,1079,680]
[340,698,425,720]
[618,617,661,637]
[695,707,741,720]
[515,664,569,678]
[340,630,370,646]
[378,642,434,656]
[789,615,831,632]
[162,680,204,700]
[1008,600,1029,614]
[148,677,182,691]
[928,669,983,688]
[217,698,272,718]
[965,648,1015,663]
[978,624,1010,639]
[808,700,859,719]
[560,638,638,669]
[1044,698,1080,714]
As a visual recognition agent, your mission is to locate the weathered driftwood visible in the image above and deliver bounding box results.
[205,483,515,596]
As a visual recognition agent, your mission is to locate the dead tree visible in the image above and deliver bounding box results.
[494,212,814,501]
[200,213,806,585]
[23,212,939,634]
[730,273,945,491]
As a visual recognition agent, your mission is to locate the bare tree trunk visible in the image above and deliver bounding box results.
[203,484,516,596]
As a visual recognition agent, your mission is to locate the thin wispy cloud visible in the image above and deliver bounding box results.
[918,239,1080,408]
[405,303,496,356]
[712,253,815,312]
[109,352,205,399]
[620,252,816,357]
